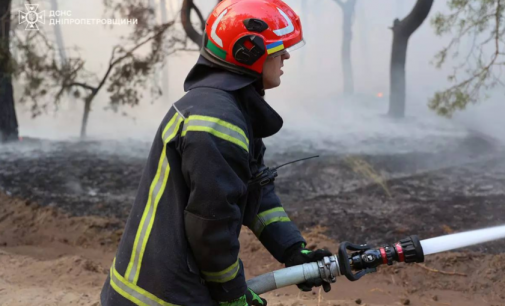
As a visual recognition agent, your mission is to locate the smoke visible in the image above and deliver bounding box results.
[13,0,504,154]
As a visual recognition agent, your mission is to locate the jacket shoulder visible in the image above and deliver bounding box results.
[176,88,248,135]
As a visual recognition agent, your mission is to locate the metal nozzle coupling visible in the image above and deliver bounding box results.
[317,255,340,283]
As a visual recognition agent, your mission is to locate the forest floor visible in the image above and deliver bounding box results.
[1,133,505,306]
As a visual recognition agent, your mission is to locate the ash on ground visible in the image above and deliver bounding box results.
[1,128,504,253]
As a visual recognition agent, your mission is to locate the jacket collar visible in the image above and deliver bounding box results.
[184,55,256,92]
[184,56,283,138]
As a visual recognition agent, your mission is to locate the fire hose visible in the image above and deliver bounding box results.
[246,224,505,295]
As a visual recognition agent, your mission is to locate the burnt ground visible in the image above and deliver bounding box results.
[0,138,146,221]
[285,155,505,253]
[1,132,505,253]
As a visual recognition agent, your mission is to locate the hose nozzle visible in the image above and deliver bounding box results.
[338,235,425,281]
[247,236,425,294]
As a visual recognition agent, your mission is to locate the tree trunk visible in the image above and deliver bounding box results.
[80,97,92,138]
[50,0,67,64]
[148,0,161,91]
[388,0,434,118]
[334,0,356,95]
[0,0,19,143]
[341,0,356,95]
[389,33,408,117]
[160,0,169,97]
[357,1,370,84]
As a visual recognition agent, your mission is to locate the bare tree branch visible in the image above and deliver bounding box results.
[181,0,205,48]
[115,21,174,66]
[192,2,205,30]
[69,82,96,92]
[494,0,500,56]
[67,20,176,101]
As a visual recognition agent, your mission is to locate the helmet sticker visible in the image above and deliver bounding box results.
[266,41,285,55]
[211,9,229,48]
[207,39,227,60]
[273,8,294,37]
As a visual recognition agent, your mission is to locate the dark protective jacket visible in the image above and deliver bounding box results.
[100,56,306,306]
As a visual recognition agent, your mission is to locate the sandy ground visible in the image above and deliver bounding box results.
[1,192,505,306]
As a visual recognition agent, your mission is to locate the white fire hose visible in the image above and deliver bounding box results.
[246,225,505,295]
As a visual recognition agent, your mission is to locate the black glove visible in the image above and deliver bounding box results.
[284,243,333,292]
[218,288,267,306]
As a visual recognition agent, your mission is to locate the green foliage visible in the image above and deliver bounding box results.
[10,0,191,122]
[429,0,504,117]
[11,31,84,117]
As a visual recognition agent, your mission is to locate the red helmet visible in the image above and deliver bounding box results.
[201,0,305,77]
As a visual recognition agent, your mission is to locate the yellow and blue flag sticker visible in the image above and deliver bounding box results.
[266,41,285,55]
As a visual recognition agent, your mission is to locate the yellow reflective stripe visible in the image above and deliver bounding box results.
[161,112,180,140]
[258,207,285,219]
[110,259,178,306]
[186,115,249,145]
[125,146,166,282]
[201,259,240,283]
[181,115,249,152]
[182,125,249,152]
[251,207,291,238]
[110,276,146,306]
[134,146,170,284]
[126,113,183,284]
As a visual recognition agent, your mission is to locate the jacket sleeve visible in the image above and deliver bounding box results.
[248,142,306,263]
[180,115,251,302]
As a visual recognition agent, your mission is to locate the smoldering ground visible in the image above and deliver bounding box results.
[2,1,505,305]
[4,0,505,262]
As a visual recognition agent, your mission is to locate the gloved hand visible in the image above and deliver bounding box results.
[218,288,267,306]
[284,243,333,292]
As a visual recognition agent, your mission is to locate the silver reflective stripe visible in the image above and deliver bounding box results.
[182,119,248,146]
[252,209,290,237]
[127,157,169,282]
[111,268,168,306]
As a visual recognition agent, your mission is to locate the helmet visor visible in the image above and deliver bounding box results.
[267,38,306,58]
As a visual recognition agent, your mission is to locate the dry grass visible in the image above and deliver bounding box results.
[344,156,392,198]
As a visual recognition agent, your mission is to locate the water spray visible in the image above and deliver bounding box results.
[246,225,505,295]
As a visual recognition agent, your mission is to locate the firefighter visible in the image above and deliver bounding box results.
[100,0,332,305]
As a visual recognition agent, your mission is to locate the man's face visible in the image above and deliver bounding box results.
[262,51,291,90]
